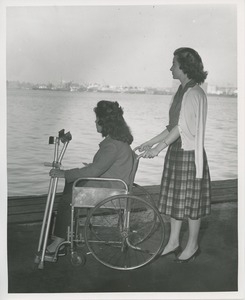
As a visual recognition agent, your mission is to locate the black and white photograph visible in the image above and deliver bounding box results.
[1,0,244,299]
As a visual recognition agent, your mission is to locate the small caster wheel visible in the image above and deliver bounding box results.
[34,255,40,264]
[38,261,44,270]
[71,252,86,266]
[76,239,85,249]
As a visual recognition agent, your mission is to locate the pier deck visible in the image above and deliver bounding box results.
[4,179,241,297]
[6,207,239,295]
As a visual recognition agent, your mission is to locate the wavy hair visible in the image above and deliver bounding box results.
[94,100,133,145]
[174,47,208,84]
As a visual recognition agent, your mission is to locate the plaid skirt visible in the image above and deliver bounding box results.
[158,138,211,220]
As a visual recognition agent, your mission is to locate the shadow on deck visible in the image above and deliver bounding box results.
[7,201,238,295]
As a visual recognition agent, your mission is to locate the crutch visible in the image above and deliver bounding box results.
[34,129,72,269]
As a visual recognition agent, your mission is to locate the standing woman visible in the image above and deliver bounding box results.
[135,47,211,262]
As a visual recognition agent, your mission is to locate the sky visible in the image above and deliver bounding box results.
[5,2,239,88]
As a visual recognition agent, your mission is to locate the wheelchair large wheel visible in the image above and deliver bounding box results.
[84,195,165,270]
[131,183,159,244]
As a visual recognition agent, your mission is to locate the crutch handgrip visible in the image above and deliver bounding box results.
[44,162,61,168]
[60,131,72,143]
[49,136,55,144]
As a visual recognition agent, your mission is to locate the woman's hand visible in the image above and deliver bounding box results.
[49,169,65,178]
[142,147,159,159]
[133,141,153,152]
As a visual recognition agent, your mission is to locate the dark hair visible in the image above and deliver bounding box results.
[94,100,133,145]
[174,47,208,84]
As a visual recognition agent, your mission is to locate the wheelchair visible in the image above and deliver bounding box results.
[34,130,165,270]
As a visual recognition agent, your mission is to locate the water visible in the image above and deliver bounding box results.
[7,89,237,197]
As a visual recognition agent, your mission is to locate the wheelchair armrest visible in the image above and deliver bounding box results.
[73,177,128,191]
[72,177,129,208]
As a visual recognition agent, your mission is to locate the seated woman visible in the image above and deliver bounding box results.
[47,100,134,254]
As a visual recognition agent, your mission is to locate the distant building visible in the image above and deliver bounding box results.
[207,84,220,95]
[6,80,237,97]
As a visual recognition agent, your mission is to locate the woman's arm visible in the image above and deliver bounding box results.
[49,142,118,183]
[64,142,118,183]
[134,128,169,152]
[142,126,180,158]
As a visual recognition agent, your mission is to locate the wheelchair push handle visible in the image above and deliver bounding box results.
[133,148,144,159]
[44,162,61,168]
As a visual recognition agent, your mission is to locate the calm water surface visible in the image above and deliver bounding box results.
[7,89,237,196]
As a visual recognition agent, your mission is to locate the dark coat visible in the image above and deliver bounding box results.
[64,136,134,186]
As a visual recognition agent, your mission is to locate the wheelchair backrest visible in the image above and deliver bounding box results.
[128,151,140,192]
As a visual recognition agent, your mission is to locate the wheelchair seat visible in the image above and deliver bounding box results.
[71,151,140,208]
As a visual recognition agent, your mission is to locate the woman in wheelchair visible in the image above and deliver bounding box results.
[47,100,134,255]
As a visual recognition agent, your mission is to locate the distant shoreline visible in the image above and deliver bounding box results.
[6,87,238,98]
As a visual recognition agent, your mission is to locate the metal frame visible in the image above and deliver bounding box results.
[67,156,165,270]
[34,137,165,270]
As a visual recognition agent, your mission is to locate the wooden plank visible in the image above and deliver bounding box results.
[7,194,62,207]
[7,179,237,224]
[211,179,237,188]
[8,203,59,215]
[8,212,46,224]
